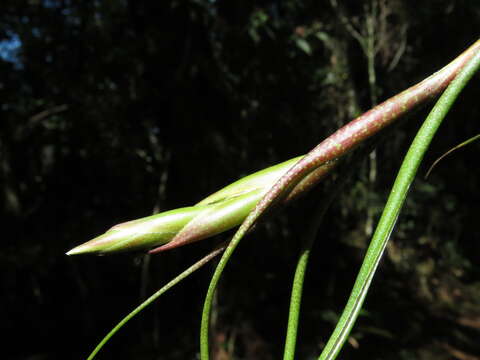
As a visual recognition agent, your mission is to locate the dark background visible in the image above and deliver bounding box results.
[1,1,480,359]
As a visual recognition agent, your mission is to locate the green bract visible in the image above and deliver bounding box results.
[66,156,304,255]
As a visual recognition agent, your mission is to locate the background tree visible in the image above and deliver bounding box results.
[1,1,479,359]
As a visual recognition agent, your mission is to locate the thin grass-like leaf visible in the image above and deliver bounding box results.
[85,244,226,360]
[425,133,480,178]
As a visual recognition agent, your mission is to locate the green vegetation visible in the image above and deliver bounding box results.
[2,1,480,359]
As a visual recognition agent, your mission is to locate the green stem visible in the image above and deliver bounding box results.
[282,202,328,360]
[318,42,480,360]
[85,244,225,360]
[283,173,350,360]
[200,239,238,358]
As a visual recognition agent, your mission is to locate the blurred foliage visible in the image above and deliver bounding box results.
[1,1,480,359]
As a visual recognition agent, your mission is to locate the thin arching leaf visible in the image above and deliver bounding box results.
[425,133,480,178]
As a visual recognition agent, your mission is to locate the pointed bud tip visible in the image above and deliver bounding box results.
[65,243,97,256]
[65,234,116,255]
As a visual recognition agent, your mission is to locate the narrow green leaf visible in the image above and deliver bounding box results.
[85,244,226,360]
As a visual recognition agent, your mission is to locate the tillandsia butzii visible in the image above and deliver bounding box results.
[66,39,480,257]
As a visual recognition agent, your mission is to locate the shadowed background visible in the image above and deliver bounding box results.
[1,1,480,359]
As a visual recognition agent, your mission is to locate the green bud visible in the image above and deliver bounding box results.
[66,206,202,255]
[196,156,302,205]
[66,156,303,255]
